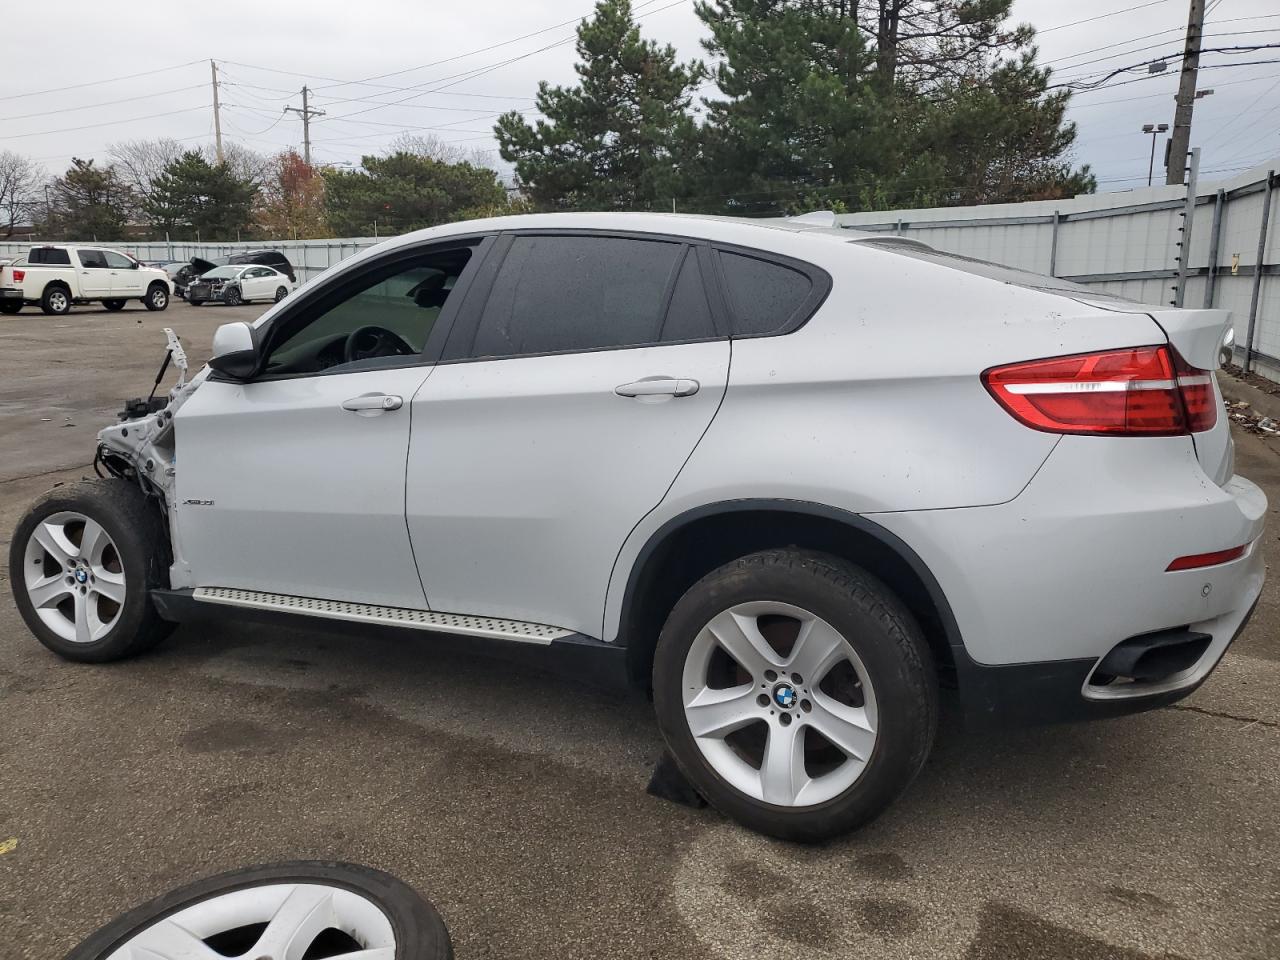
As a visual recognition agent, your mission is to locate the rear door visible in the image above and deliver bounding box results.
[75,249,112,297]
[239,267,273,300]
[406,232,730,635]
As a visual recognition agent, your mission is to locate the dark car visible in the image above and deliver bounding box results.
[176,250,297,298]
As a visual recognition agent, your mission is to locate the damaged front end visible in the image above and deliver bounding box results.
[96,329,206,582]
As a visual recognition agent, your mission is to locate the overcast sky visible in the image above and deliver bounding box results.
[3,0,1278,196]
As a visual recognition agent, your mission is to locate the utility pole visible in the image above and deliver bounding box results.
[210,60,224,165]
[1165,0,1204,185]
[284,86,325,166]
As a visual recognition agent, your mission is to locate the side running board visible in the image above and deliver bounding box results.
[191,587,571,645]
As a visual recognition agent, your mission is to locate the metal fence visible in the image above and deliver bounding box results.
[836,154,1280,383]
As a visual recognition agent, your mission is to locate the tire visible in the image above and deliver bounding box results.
[9,479,175,663]
[143,282,169,311]
[652,549,937,842]
[274,285,289,302]
[223,285,243,307]
[40,284,71,315]
[64,861,453,960]
[189,299,204,307]
[0,301,21,315]
[102,299,126,312]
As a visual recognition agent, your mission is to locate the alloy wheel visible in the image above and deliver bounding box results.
[102,882,397,960]
[22,511,126,644]
[49,290,69,312]
[681,600,878,807]
[151,287,168,309]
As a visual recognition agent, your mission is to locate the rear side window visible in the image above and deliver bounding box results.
[471,235,683,358]
[659,248,716,342]
[28,248,71,265]
[77,249,108,269]
[717,251,814,336]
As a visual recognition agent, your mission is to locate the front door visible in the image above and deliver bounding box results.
[239,267,273,301]
[174,239,488,608]
[104,251,146,296]
[407,233,730,636]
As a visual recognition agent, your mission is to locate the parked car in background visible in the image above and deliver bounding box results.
[0,245,171,315]
[8,213,1264,842]
[176,250,297,298]
[187,263,294,306]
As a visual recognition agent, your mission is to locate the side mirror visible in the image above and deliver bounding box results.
[131,260,140,269]
[208,321,259,380]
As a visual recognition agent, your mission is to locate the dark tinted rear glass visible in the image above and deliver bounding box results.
[659,249,716,342]
[718,251,813,336]
[28,248,71,265]
[472,235,683,357]
[77,249,108,269]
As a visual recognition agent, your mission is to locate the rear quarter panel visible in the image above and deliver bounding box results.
[602,237,1172,640]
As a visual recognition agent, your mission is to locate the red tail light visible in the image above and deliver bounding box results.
[983,345,1217,436]
[12,269,24,282]
[1166,544,1248,571]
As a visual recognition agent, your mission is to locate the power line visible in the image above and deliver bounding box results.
[0,60,203,103]
[1038,1,1172,35]
[0,84,207,124]
[0,106,206,141]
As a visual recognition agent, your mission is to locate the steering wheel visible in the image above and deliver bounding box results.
[343,325,416,364]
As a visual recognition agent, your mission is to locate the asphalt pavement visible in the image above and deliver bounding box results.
[1,299,1277,959]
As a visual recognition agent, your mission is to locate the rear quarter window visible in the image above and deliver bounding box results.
[28,248,71,265]
[716,250,818,336]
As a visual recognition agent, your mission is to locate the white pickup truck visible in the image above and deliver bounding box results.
[0,244,171,316]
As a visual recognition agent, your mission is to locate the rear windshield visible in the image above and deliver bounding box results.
[858,239,1134,303]
[28,247,71,265]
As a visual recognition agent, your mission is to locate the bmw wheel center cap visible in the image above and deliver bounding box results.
[75,568,88,584]
[772,682,797,709]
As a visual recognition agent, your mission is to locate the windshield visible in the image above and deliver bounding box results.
[200,266,244,280]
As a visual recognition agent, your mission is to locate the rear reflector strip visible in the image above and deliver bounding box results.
[1165,544,1248,571]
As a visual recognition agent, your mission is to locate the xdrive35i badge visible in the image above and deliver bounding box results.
[182,499,215,506]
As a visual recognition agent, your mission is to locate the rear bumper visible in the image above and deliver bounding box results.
[953,596,1259,726]
[872,433,1267,725]
[0,287,23,301]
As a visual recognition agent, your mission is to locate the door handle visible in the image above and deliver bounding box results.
[615,377,700,398]
[341,394,403,413]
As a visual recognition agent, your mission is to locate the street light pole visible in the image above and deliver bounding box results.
[1143,123,1170,186]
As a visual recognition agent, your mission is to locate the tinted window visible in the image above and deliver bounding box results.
[77,249,109,269]
[28,248,71,265]
[718,251,813,336]
[659,249,716,342]
[472,236,683,358]
[103,251,133,269]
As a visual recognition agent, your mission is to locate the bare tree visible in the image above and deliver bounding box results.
[0,151,44,237]
[108,138,185,203]
[208,141,272,187]
[388,132,498,170]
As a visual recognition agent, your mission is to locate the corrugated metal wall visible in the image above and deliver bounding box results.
[838,158,1280,382]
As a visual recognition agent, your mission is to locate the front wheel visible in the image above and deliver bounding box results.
[223,286,243,307]
[143,282,169,311]
[652,549,937,842]
[102,299,126,312]
[9,479,175,662]
[64,861,453,960]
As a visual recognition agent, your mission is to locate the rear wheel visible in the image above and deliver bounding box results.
[143,282,169,311]
[652,549,937,842]
[9,479,175,662]
[275,285,289,302]
[189,299,204,307]
[40,284,71,315]
[0,301,21,315]
[64,861,453,960]
[102,299,126,312]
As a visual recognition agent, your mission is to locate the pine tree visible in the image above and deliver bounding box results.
[47,159,134,240]
[493,0,706,211]
[144,152,257,240]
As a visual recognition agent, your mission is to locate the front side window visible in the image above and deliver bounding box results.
[77,249,109,269]
[471,235,684,359]
[261,244,476,376]
[102,251,133,270]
